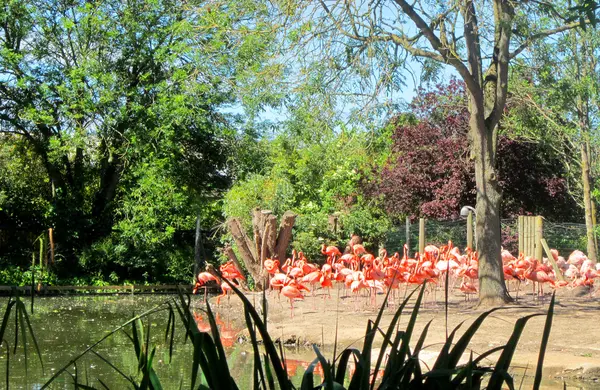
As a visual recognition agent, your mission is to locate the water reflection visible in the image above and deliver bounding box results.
[0,296,595,389]
[193,311,241,348]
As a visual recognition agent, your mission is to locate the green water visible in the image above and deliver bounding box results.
[2,295,597,389]
[1,295,257,389]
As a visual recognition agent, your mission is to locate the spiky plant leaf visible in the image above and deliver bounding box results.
[487,314,543,390]
[533,292,555,390]
[371,286,419,390]
[219,273,291,390]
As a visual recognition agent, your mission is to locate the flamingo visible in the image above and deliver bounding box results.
[281,285,304,318]
[217,279,238,306]
[525,260,553,299]
[263,259,280,274]
[460,280,477,301]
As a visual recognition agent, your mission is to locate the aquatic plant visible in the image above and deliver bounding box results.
[31,280,556,389]
[0,291,43,388]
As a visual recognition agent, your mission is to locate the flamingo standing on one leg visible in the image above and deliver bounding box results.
[217,279,238,306]
[281,284,304,318]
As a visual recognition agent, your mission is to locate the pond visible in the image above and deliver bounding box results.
[2,295,597,389]
[2,294,278,389]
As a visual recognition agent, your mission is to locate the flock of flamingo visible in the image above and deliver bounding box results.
[192,241,600,316]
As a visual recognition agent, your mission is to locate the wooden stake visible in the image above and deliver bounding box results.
[518,216,524,255]
[467,211,473,250]
[48,228,54,265]
[535,216,543,261]
[419,218,425,254]
[540,238,565,282]
[524,217,530,257]
[405,217,410,258]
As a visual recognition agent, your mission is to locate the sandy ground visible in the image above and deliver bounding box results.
[202,284,600,387]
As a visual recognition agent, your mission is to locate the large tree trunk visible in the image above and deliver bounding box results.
[275,211,297,261]
[581,141,598,262]
[469,95,512,306]
[225,211,296,291]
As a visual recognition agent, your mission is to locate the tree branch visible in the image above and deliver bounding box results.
[384,34,445,61]
[509,20,587,58]
[461,0,482,87]
[392,0,479,94]
[486,0,514,134]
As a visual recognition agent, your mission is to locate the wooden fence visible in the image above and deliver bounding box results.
[403,215,565,280]
[0,284,212,296]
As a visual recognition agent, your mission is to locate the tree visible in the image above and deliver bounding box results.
[365,81,580,223]
[276,0,597,305]
[506,25,600,263]
[0,0,276,280]
[223,100,392,262]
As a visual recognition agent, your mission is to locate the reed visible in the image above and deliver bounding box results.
[0,284,556,389]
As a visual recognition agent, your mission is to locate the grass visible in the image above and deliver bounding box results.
[0,281,558,389]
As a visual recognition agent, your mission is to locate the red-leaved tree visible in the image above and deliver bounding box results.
[365,81,579,222]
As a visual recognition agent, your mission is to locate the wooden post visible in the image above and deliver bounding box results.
[518,216,524,255]
[529,217,534,257]
[48,228,54,265]
[466,211,473,250]
[540,238,565,281]
[275,211,296,261]
[529,217,535,257]
[523,216,529,256]
[419,218,425,254]
[39,236,45,270]
[593,202,598,259]
[524,217,531,257]
[194,215,206,276]
[535,216,543,261]
[405,217,410,257]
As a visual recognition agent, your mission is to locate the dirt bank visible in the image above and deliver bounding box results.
[200,286,600,386]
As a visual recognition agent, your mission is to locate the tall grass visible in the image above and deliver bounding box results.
[0,283,557,389]
[0,291,43,387]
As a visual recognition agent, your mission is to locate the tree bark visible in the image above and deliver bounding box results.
[581,141,597,262]
[260,214,277,262]
[275,211,297,261]
[468,94,512,306]
[227,218,257,266]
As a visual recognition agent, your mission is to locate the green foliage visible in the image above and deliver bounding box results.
[506,22,600,209]
[223,103,392,259]
[0,0,278,282]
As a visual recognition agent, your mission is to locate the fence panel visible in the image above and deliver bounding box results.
[385,218,589,257]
